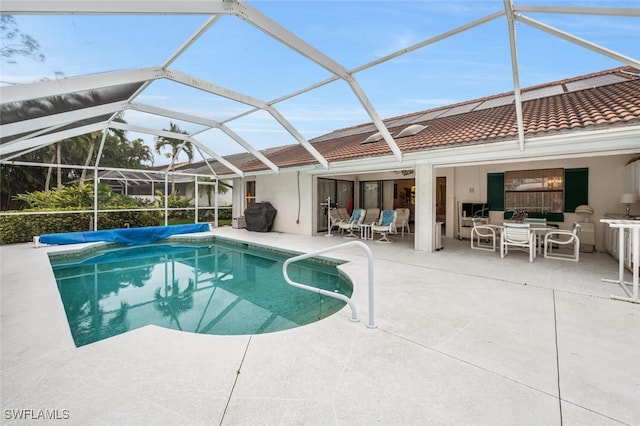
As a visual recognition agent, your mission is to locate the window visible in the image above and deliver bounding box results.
[487,168,588,221]
[505,168,564,214]
[360,181,382,209]
[246,181,255,207]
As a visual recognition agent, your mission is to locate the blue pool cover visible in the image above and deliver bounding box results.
[39,223,211,246]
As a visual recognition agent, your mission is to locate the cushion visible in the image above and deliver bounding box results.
[380,210,395,226]
[349,209,364,224]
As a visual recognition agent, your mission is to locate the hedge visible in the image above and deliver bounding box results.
[0,209,163,245]
[0,207,233,244]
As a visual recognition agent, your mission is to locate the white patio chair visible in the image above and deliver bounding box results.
[329,207,349,233]
[372,210,397,242]
[524,217,547,225]
[500,223,536,262]
[339,208,365,238]
[544,223,581,261]
[470,217,500,251]
[394,208,411,236]
[525,217,548,252]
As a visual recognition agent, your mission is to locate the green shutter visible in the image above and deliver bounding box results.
[564,168,588,212]
[487,173,504,211]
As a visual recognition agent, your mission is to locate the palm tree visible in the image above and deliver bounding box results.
[78,124,128,186]
[154,122,193,193]
[193,177,230,207]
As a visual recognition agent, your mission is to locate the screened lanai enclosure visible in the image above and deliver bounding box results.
[1,1,638,240]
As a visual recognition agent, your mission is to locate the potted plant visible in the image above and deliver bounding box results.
[510,210,528,223]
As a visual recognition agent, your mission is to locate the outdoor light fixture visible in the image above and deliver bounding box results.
[620,193,637,218]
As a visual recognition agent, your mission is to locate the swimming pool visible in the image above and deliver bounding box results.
[49,238,353,346]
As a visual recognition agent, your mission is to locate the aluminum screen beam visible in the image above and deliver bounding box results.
[0,123,107,156]
[0,68,162,104]
[0,0,233,14]
[515,5,640,17]
[516,14,640,70]
[1,101,125,138]
[130,102,280,173]
[237,1,402,162]
[190,138,245,177]
[162,69,327,168]
[503,0,526,151]
[108,122,246,177]
[215,125,280,173]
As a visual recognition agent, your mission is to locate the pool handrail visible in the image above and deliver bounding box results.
[282,240,376,328]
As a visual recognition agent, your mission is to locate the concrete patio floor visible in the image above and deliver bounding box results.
[1,227,639,425]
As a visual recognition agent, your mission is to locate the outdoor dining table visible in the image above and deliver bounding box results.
[500,222,555,254]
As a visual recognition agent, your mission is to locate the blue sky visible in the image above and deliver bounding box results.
[2,1,638,165]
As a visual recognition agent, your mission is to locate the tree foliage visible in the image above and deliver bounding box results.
[15,183,154,210]
[0,15,45,64]
[1,130,154,210]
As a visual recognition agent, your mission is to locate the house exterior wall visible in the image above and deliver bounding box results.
[233,172,314,234]
[449,153,638,252]
[242,152,638,252]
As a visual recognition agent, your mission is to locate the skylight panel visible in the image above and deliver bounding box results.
[396,124,428,138]
[361,132,389,144]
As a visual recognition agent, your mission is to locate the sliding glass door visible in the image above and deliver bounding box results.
[317,178,354,232]
[361,181,382,209]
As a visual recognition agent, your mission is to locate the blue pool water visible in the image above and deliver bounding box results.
[49,239,352,346]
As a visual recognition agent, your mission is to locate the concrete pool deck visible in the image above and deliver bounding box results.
[1,227,639,425]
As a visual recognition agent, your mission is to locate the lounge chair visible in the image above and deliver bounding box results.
[339,208,366,238]
[329,207,349,233]
[372,210,397,242]
[358,208,381,239]
[395,208,411,236]
[544,223,581,261]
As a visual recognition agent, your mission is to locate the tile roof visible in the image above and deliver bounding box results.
[218,66,640,175]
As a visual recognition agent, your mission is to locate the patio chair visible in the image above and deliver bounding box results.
[470,217,500,251]
[362,208,381,225]
[500,222,536,262]
[395,208,411,236]
[525,217,547,225]
[544,223,581,261]
[339,208,366,238]
[525,217,548,252]
[358,208,380,239]
[329,207,349,233]
[372,210,397,242]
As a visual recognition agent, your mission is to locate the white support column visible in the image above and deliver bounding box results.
[414,164,435,252]
[214,179,219,228]
[194,176,199,224]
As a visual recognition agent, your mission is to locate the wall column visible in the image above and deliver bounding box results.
[415,163,435,252]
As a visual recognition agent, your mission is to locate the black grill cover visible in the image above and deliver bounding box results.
[244,202,277,232]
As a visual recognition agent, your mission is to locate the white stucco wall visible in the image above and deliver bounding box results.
[233,172,314,235]
[240,152,638,252]
[449,153,639,252]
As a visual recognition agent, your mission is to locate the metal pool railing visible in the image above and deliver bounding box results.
[282,240,376,328]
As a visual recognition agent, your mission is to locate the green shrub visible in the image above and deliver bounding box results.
[0,186,231,244]
[0,209,164,244]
